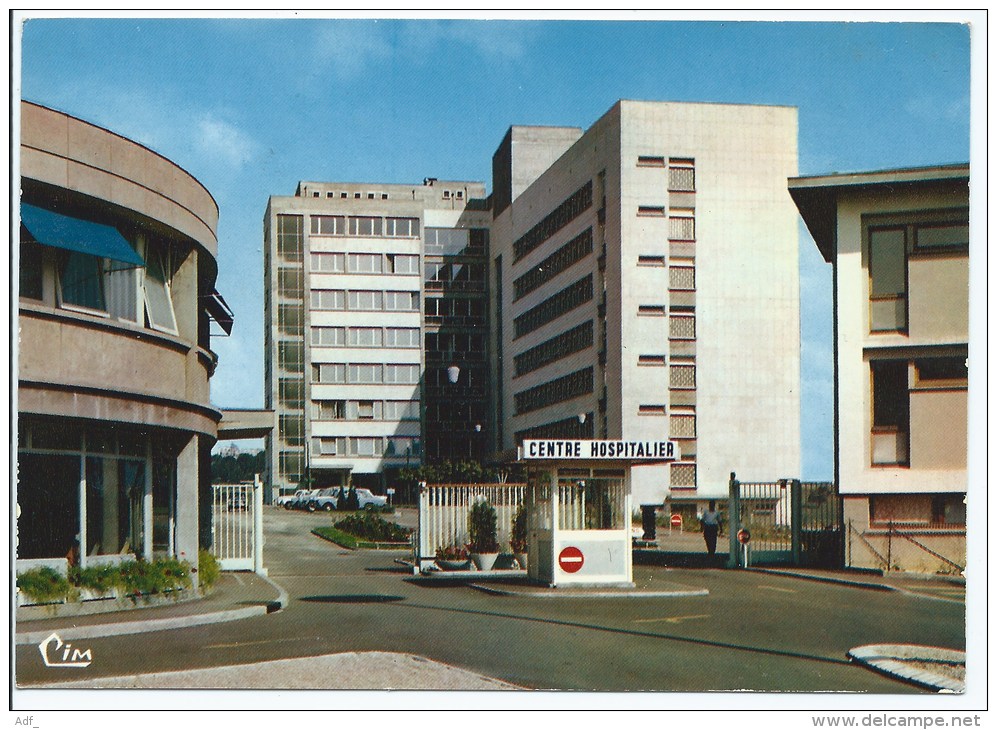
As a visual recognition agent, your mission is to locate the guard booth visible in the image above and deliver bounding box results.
[519,439,677,587]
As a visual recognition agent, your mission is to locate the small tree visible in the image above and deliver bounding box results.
[510,503,528,554]
[468,500,499,553]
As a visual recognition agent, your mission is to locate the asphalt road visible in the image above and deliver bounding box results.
[15,507,964,692]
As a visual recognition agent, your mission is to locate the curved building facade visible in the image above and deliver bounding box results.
[16,101,226,578]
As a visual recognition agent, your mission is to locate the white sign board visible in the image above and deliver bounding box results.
[520,439,679,461]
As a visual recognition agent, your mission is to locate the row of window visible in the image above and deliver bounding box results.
[19,237,179,336]
[514,320,594,377]
[309,215,421,239]
[514,412,596,443]
[308,190,389,201]
[513,227,593,301]
[312,436,420,458]
[277,215,304,259]
[424,227,488,256]
[310,252,420,275]
[424,296,487,320]
[425,331,487,356]
[311,362,421,385]
[311,326,421,349]
[314,399,420,421]
[513,275,593,339]
[513,367,594,415]
[310,289,420,312]
[513,181,593,262]
[425,262,487,289]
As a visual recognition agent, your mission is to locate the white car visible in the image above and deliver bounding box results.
[355,488,388,510]
[307,487,342,512]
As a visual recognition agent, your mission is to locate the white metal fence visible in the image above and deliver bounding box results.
[415,482,527,570]
[211,477,264,573]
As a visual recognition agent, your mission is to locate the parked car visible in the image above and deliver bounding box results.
[355,488,388,510]
[285,489,320,510]
[226,493,248,511]
[307,487,342,512]
[274,490,299,508]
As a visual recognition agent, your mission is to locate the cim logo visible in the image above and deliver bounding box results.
[38,632,92,668]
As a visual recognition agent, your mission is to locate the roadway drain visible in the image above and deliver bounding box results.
[300,594,404,604]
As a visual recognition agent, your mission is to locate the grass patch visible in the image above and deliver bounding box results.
[312,526,410,550]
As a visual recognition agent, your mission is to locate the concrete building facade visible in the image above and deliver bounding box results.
[490,101,802,511]
[263,180,490,496]
[17,101,228,578]
[790,164,969,573]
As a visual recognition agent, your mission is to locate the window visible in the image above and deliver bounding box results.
[384,364,420,384]
[350,437,383,457]
[348,327,383,347]
[638,355,667,366]
[868,227,907,332]
[638,305,667,317]
[348,253,383,274]
[914,357,968,388]
[278,342,304,372]
[348,290,382,310]
[312,363,346,383]
[315,400,346,420]
[276,215,304,261]
[384,400,420,420]
[513,181,593,262]
[384,218,420,238]
[311,290,346,310]
[638,405,667,416]
[313,437,343,456]
[514,321,593,377]
[670,358,696,390]
[637,155,666,167]
[637,255,666,267]
[914,223,969,251]
[311,326,345,346]
[384,291,419,311]
[670,463,696,488]
[514,228,593,300]
[669,309,696,340]
[59,251,106,313]
[871,359,909,466]
[310,252,345,272]
[18,238,44,301]
[670,408,697,438]
[637,206,666,217]
[279,378,304,408]
[669,265,696,290]
[356,401,376,420]
[386,254,419,274]
[668,159,696,192]
[278,267,303,298]
[349,216,382,237]
[384,328,420,348]
[669,209,695,241]
[514,367,594,415]
[310,216,346,236]
[513,275,593,339]
[349,363,382,384]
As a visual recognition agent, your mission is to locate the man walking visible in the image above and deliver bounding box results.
[700,501,721,556]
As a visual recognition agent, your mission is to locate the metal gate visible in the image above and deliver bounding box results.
[728,473,841,568]
[211,477,264,573]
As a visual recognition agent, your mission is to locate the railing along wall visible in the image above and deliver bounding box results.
[416,482,527,569]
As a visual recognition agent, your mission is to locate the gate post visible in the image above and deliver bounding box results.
[791,479,802,566]
[416,481,429,573]
[253,473,266,576]
[727,472,740,568]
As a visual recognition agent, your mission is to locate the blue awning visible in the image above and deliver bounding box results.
[20,203,145,268]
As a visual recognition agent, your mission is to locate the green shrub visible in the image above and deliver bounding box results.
[333,512,412,542]
[70,563,122,593]
[468,500,499,553]
[198,549,221,591]
[16,567,76,604]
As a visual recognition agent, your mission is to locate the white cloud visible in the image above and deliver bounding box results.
[195,113,259,170]
[312,22,392,79]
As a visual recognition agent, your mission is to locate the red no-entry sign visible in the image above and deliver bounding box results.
[737,528,751,545]
[558,546,585,573]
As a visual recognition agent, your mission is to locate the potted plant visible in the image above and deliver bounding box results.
[435,543,471,571]
[510,503,529,570]
[468,500,500,571]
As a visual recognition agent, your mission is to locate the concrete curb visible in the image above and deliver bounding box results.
[848,644,965,693]
[15,574,291,645]
[747,568,897,592]
[468,583,709,599]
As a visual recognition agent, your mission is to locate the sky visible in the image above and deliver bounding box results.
[14,12,976,480]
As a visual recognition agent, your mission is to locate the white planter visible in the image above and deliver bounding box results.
[471,553,499,572]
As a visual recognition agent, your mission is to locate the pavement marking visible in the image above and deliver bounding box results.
[634,614,710,625]
[206,637,310,650]
[759,585,797,594]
